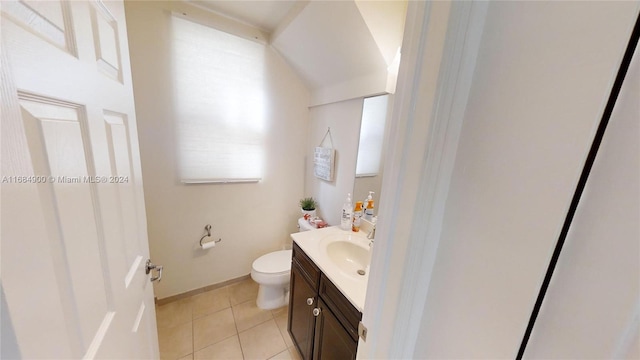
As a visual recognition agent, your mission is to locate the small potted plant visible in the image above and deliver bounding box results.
[299,197,317,219]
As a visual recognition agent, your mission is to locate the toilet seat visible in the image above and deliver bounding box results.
[252,250,292,275]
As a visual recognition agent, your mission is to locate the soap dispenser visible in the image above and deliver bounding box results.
[364,191,375,221]
[341,193,353,231]
[352,201,363,232]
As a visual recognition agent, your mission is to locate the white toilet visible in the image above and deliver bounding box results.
[251,218,315,309]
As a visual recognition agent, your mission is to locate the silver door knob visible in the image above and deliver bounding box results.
[145,259,163,282]
[307,298,314,306]
[313,308,321,317]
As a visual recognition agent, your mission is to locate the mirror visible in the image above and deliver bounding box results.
[353,94,392,216]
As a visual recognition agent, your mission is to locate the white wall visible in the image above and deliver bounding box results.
[525,46,639,360]
[412,1,639,358]
[305,94,396,226]
[305,99,364,226]
[124,1,310,299]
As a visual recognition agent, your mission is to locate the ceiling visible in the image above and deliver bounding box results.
[272,1,387,89]
[192,0,407,105]
[191,0,298,32]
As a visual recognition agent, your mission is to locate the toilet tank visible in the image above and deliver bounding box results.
[298,217,315,232]
[283,218,316,250]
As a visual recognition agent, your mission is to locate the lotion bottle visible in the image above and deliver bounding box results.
[352,201,363,232]
[364,191,375,221]
[341,193,353,231]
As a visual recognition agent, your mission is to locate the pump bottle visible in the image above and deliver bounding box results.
[341,193,353,231]
[364,191,375,221]
[352,201,363,232]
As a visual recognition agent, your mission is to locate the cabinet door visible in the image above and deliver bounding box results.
[313,299,358,360]
[288,261,317,360]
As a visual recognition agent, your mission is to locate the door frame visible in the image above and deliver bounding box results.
[357,1,489,358]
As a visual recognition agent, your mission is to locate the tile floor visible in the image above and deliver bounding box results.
[156,278,302,360]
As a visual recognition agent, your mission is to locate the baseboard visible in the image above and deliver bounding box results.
[154,274,251,306]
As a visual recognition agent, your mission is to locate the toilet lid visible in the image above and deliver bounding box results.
[253,250,293,274]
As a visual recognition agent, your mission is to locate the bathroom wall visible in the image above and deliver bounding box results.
[412,1,639,358]
[124,1,310,299]
[305,98,364,226]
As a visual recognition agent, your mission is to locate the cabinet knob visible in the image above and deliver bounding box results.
[306,297,314,306]
[313,308,321,317]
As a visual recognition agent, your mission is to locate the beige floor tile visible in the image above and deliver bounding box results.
[228,279,259,305]
[193,308,237,351]
[273,314,293,348]
[194,335,243,360]
[178,354,193,360]
[192,287,231,320]
[158,322,193,360]
[232,299,273,332]
[270,305,288,318]
[288,346,302,360]
[156,298,193,328]
[239,319,287,360]
[268,349,292,360]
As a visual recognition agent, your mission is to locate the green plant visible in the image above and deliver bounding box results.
[299,197,317,211]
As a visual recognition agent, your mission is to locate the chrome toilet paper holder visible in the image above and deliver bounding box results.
[199,224,222,246]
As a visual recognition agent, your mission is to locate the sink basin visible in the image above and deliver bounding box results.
[320,234,370,277]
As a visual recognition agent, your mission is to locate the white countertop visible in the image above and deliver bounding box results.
[291,226,370,312]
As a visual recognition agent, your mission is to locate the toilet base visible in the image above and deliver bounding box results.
[256,284,290,310]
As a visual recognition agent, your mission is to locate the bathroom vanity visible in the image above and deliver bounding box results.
[288,227,370,360]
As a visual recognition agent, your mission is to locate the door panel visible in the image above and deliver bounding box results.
[525,44,640,359]
[20,93,111,349]
[313,299,357,360]
[1,1,158,358]
[1,0,75,54]
[90,2,122,81]
[104,111,143,270]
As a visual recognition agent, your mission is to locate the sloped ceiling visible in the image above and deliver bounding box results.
[191,0,298,32]
[354,0,406,66]
[272,1,386,89]
[195,0,407,106]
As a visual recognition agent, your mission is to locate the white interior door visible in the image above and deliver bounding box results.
[1,0,159,358]
[524,44,639,359]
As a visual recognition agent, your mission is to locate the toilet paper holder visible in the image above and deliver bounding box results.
[200,224,222,247]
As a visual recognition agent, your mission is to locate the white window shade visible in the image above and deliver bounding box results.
[171,15,265,183]
[356,95,389,177]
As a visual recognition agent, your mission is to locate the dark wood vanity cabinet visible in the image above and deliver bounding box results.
[289,259,317,359]
[313,298,358,360]
[315,273,361,359]
[288,243,362,360]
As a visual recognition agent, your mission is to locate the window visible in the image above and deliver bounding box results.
[171,15,265,183]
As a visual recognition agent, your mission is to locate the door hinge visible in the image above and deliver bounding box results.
[358,321,368,341]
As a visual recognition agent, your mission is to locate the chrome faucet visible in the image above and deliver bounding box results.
[367,226,376,247]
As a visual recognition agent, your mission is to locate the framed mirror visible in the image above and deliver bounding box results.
[353,94,392,217]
